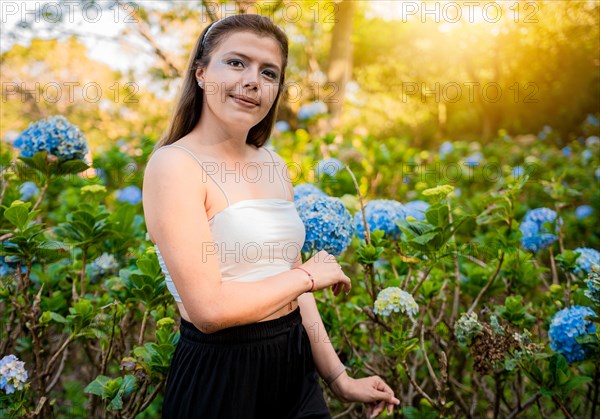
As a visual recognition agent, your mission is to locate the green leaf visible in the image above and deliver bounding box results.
[4,201,32,230]
[55,159,90,175]
[84,375,111,397]
[49,312,68,323]
[411,231,439,245]
[425,204,449,227]
[562,376,593,394]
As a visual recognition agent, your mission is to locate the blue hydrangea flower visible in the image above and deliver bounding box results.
[315,158,344,177]
[549,305,597,363]
[0,253,27,277]
[582,150,593,163]
[575,205,593,220]
[0,256,14,277]
[293,183,327,202]
[13,115,88,161]
[403,200,429,221]
[464,151,483,167]
[585,266,600,304]
[519,208,563,252]
[596,168,600,181]
[573,247,600,274]
[354,199,406,239]
[562,146,572,157]
[274,121,290,133]
[373,287,419,319]
[88,252,119,282]
[439,141,453,159]
[585,114,599,127]
[512,166,525,178]
[298,101,328,121]
[116,186,142,204]
[295,195,354,256]
[0,354,28,394]
[19,181,39,201]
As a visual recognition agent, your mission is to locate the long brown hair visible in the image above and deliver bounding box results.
[154,14,289,153]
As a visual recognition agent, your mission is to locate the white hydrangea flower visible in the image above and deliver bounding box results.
[0,354,28,394]
[373,287,419,319]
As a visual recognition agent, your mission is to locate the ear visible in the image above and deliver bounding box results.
[195,67,205,83]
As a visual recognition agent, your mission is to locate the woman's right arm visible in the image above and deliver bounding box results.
[142,149,350,333]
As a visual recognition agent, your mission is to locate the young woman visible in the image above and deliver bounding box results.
[142,14,400,418]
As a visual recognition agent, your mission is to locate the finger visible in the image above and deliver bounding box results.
[373,378,399,404]
[372,376,400,405]
[332,282,341,296]
[344,275,352,294]
[381,380,400,403]
[370,400,385,418]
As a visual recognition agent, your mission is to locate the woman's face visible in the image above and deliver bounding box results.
[196,31,283,131]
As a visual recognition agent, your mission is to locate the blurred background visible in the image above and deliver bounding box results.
[2,0,598,151]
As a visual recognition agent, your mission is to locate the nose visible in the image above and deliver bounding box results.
[243,78,258,90]
[242,66,259,90]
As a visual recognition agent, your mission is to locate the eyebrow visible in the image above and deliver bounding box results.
[224,51,281,73]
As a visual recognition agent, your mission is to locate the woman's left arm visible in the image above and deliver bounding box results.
[297,286,400,417]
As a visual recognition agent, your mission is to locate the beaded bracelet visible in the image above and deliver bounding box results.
[324,363,347,386]
[292,267,315,292]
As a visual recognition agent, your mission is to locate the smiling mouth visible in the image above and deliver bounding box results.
[230,95,259,107]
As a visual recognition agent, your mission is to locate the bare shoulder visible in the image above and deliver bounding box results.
[142,146,209,242]
[144,146,207,189]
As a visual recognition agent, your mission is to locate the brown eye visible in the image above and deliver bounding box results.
[264,70,277,80]
[227,59,244,67]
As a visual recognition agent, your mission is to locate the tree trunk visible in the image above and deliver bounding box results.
[326,0,356,128]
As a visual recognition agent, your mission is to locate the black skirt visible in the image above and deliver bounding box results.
[162,307,332,419]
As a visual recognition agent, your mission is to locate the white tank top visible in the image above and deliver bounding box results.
[152,144,305,303]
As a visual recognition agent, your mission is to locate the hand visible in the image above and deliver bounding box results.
[329,372,400,418]
[300,250,351,296]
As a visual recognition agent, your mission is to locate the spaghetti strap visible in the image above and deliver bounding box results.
[263,147,288,200]
[159,144,231,206]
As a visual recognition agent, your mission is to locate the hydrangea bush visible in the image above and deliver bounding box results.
[13,115,88,161]
[293,183,327,201]
[373,287,419,319]
[549,306,597,363]
[315,157,344,177]
[295,195,354,256]
[116,185,143,205]
[354,199,406,239]
[0,355,28,394]
[519,207,563,252]
[1,113,599,418]
[573,247,600,274]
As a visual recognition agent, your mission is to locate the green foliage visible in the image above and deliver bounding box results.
[120,251,169,308]
[19,151,89,178]
[356,230,386,264]
[84,375,137,411]
[497,296,536,328]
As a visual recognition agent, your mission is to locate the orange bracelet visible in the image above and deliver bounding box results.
[292,267,315,292]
